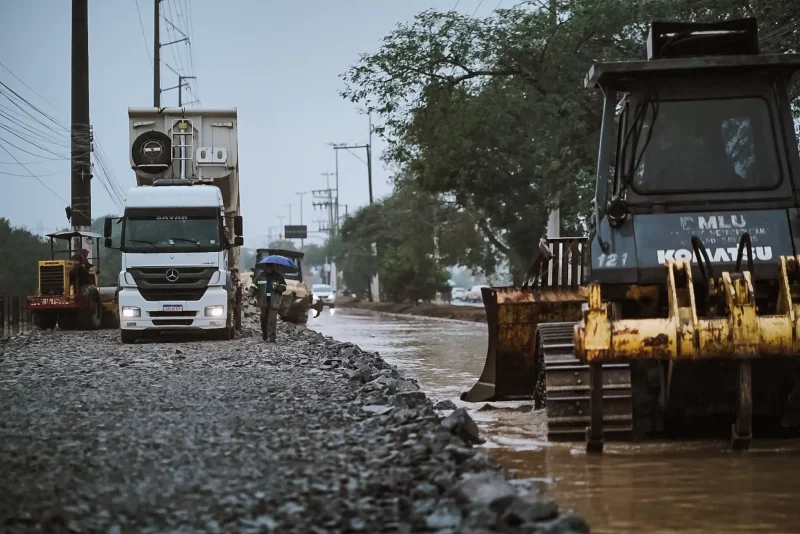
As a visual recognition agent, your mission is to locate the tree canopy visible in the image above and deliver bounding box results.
[342,0,800,280]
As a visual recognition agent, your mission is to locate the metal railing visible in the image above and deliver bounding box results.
[0,296,34,336]
[522,237,590,288]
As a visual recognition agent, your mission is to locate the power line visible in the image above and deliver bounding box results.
[0,167,66,177]
[0,56,124,215]
[0,141,69,205]
[134,0,153,68]
[0,126,70,159]
[0,136,69,160]
[0,80,69,134]
[0,61,64,117]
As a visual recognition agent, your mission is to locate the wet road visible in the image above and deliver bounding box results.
[310,308,800,534]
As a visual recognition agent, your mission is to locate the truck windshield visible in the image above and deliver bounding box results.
[123,213,221,253]
[629,97,780,194]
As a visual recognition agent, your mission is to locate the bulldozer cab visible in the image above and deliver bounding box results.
[462,19,800,452]
[29,230,114,332]
[255,248,304,282]
[44,231,103,294]
[588,18,800,286]
[49,230,101,266]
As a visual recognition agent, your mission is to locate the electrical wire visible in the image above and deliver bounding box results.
[0,61,64,116]
[0,167,66,177]
[134,0,154,68]
[0,140,70,206]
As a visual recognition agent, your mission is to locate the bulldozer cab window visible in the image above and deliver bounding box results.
[628,97,780,194]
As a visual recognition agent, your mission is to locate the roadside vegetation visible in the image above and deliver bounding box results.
[331,0,800,302]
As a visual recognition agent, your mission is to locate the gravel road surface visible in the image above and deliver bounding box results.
[0,310,588,533]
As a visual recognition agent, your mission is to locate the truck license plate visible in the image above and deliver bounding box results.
[163,305,183,312]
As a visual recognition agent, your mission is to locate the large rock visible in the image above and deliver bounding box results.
[452,472,516,507]
[434,399,457,411]
[393,391,430,410]
[441,408,484,445]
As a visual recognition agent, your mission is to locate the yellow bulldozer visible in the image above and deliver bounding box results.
[462,18,800,452]
[27,230,118,330]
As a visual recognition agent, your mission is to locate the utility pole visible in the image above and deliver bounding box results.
[328,143,346,234]
[284,203,293,225]
[153,0,160,107]
[267,225,279,244]
[296,191,307,249]
[71,0,91,232]
[161,75,195,106]
[178,76,195,106]
[277,216,286,241]
[368,111,373,204]
[333,142,372,208]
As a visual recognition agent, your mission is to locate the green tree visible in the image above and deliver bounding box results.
[301,243,327,267]
[342,0,800,281]
[0,218,50,296]
[334,179,452,302]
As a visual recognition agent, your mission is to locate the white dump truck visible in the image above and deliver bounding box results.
[104,108,244,343]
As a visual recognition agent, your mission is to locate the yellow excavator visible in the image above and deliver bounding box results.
[27,230,118,330]
[462,18,800,452]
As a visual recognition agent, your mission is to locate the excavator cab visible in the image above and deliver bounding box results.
[462,18,800,452]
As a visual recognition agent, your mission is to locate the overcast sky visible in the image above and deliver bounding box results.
[0,0,502,248]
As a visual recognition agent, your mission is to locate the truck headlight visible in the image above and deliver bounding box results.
[121,306,141,318]
[205,305,225,317]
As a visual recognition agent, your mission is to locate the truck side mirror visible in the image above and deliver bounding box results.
[234,215,243,236]
[234,236,244,247]
[104,238,112,248]
[104,217,112,238]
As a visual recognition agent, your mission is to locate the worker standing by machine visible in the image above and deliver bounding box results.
[253,258,288,342]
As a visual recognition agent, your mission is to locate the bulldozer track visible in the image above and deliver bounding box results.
[537,322,634,442]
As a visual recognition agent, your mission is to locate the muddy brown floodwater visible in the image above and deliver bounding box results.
[311,308,800,534]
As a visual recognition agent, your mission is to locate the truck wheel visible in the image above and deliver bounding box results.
[121,330,138,344]
[35,312,58,330]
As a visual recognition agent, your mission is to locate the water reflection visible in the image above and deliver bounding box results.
[310,308,800,533]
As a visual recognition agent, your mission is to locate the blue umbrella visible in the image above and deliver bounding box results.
[257,255,298,271]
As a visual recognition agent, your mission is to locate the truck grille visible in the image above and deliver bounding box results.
[149,311,198,317]
[39,265,64,295]
[128,267,215,302]
[151,319,194,326]
[137,288,208,302]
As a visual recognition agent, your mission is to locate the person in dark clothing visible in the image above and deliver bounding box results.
[69,249,93,294]
[254,263,287,342]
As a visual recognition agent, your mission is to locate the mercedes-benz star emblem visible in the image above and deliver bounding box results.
[165,269,180,283]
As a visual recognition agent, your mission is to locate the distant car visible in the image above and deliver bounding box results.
[312,284,336,307]
[466,285,488,303]
[451,287,466,301]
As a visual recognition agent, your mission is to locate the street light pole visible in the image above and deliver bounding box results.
[277,216,286,241]
[328,142,346,235]
[296,191,308,249]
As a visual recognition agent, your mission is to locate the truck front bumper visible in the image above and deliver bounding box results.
[118,287,228,331]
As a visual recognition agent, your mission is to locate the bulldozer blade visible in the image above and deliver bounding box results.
[311,299,325,318]
[461,286,588,403]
